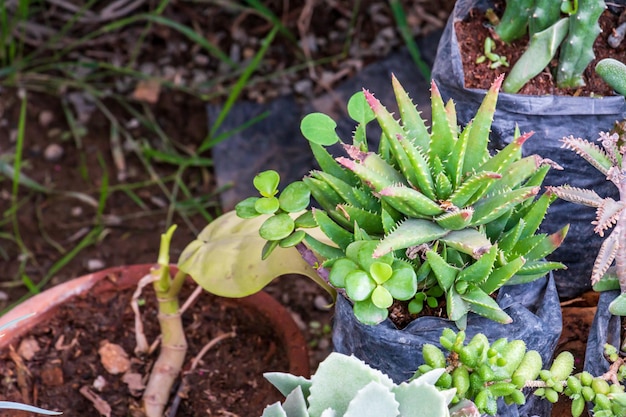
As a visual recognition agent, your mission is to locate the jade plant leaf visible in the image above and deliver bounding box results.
[301,113,341,146]
[254,170,280,198]
[279,181,311,213]
[178,211,333,298]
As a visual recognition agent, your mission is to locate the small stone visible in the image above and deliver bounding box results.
[17,337,40,360]
[122,372,145,396]
[93,375,107,391]
[193,54,210,66]
[44,143,64,162]
[39,110,54,127]
[294,79,313,96]
[87,259,105,271]
[71,206,83,217]
[314,295,331,311]
[98,341,130,375]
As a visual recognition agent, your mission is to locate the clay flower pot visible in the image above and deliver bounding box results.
[0,264,310,414]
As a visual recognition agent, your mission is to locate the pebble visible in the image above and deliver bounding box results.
[294,79,313,96]
[17,337,41,360]
[92,375,107,391]
[44,143,64,162]
[71,206,83,217]
[314,294,332,311]
[98,341,131,375]
[38,110,54,127]
[87,258,105,271]
[193,54,210,66]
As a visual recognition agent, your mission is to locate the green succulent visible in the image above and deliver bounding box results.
[548,121,626,317]
[237,74,567,327]
[260,352,460,417]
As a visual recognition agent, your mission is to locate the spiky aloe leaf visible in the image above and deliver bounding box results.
[481,257,526,294]
[499,220,526,253]
[337,152,407,192]
[461,287,512,324]
[313,209,354,250]
[508,260,567,285]
[391,74,430,151]
[457,245,498,283]
[429,81,455,163]
[449,171,502,208]
[447,286,470,323]
[379,184,444,217]
[446,119,471,189]
[561,135,613,175]
[363,89,419,186]
[434,208,474,230]
[592,229,620,284]
[463,74,502,173]
[304,176,345,214]
[492,155,543,192]
[441,229,492,259]
[522,225,569,261]
[470,186,539,226]
[338,205,384,235]
[519,192,554,239]
[396,134,436,200]
[426,249,458,291]
[303,233,344,260]
[478,131,533,174]
[310,142,358,185]
[373,219,449,258]
[312,170,379,212]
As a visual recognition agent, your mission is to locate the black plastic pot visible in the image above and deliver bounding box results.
[584,290,621,381]
[431,0,626,300]
[333,275,561,417]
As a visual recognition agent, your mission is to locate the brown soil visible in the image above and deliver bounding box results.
[0,279,295,417]
[455,1,626,96]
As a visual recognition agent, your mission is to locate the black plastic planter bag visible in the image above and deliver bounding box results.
[333,275,561,417]
[584,290,621,387]
[431,0,626,299]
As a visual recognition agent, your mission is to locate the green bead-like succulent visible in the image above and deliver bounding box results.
[238,75,567,327]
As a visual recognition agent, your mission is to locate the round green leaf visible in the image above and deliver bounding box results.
[300,113,340,146]
[371,285,393,309]
[259,213,295,241]
[353,299,389,325]
[347,91,375,123]
[329,258,359,288]
[408,298,424,314]
[279,181,311,213]
[254,196,280,214]
[235,197,261,219]
[254,170,280,198]
[345,270,375,301]
[384,264,418,300]
[370,262,393,284]
[279,230,306,248]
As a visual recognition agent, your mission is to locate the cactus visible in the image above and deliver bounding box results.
[596,58,626,96]
[238,75,567,327]
[260,352,461,417]
[557,0,606,88]
[495,0,606,92]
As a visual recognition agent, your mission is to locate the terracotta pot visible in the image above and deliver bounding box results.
[0,264,310,378]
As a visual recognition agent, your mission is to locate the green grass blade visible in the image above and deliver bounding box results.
[388,0,431,80]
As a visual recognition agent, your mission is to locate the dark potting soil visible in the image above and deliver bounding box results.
[0,283,290,417]
[455,0,626,96]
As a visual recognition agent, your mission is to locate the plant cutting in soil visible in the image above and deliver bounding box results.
[455,0,626,96]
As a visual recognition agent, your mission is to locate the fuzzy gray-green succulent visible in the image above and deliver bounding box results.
[237,75,567,327]
[260,352,460,417]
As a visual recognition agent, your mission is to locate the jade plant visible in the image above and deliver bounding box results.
[115,212,334,417]
[417,329,626,417]
[492,0,605,93]
[236,74,568,327]
[548,122,626,339]
[260,351,466,417]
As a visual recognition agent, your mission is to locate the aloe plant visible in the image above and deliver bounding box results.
[494,0,606,92]
[548,122,626,319]
[237,75,567,328]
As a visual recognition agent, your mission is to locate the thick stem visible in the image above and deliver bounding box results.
[142,225,188,417]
